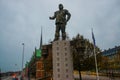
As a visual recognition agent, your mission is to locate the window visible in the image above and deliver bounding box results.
[66,69,68,72]
[57,68,60,72]
[58,74,60,78]
[65,47,67,51]
[57,52,59,56]
[64,42,66,45]
[66,63,68,67]
[57,58,59,61]
[65,58,68,61]
[65,53,67,56]
[66,75,69,78]
[57,63,60,66]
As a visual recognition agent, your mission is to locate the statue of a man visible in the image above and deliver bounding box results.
[49,4,71,41]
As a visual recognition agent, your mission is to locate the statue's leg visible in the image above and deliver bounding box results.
[61,24,66,40]
[54,24,60,41]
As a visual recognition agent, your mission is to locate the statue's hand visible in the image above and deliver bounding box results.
[49,17,52,19]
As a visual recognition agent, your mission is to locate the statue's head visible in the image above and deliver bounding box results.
[59,4,63,10]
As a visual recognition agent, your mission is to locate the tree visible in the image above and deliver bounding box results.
[71,34,101,71]
[100,56,109,73]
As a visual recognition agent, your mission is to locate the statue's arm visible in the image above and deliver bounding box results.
[49,12,56,20]
[66,10,71,22]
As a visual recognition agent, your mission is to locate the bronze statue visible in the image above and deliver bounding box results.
[49,4,71,41]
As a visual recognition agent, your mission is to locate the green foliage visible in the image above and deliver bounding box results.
[71,34,101,71]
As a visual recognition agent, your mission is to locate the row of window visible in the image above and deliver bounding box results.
[57,68,69,72]
[56,63,68,67]
[56,57,68,61]
[56,42,67,46]
[56,47,68,51]
[56,52,68,56]
[57,73,69,78]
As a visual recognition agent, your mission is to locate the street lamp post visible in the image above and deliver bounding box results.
[21,43,25,75]
[15,64,18,72]
[0,68,1,80]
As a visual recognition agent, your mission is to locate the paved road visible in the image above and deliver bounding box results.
[2,76,20,80]
[2,75,119,80]
[2,76,12,80]
[74,74,120,80]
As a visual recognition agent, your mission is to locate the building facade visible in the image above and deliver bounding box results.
[26,43,52,80]
[102,46,120,71]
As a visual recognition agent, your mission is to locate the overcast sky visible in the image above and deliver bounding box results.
[0,0,120,72]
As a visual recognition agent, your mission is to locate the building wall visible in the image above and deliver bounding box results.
[28,44,53,79]
[42,44,53,78]
[102,46,120,70]
[36,59,44,79]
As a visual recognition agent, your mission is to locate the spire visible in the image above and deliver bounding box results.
[39,26,42,50]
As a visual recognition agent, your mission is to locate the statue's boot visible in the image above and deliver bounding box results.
[54,37,59,41]
[62,33,66,40]
[54,32,59,41]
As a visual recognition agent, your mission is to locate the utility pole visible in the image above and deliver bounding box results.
[21,43,25,79]
[22,43,25,71]
[0,68,1,80]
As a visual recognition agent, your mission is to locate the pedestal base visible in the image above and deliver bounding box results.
[52,40,74,80]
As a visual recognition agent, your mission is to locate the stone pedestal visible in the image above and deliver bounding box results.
[52,40,74,80]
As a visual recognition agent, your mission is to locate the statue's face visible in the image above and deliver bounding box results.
[59,4,63,10]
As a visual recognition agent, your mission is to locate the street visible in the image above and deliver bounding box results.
[1,76,12,80]
[74,74,120,80]
[1,76,21,80]
[1,74,120,80]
